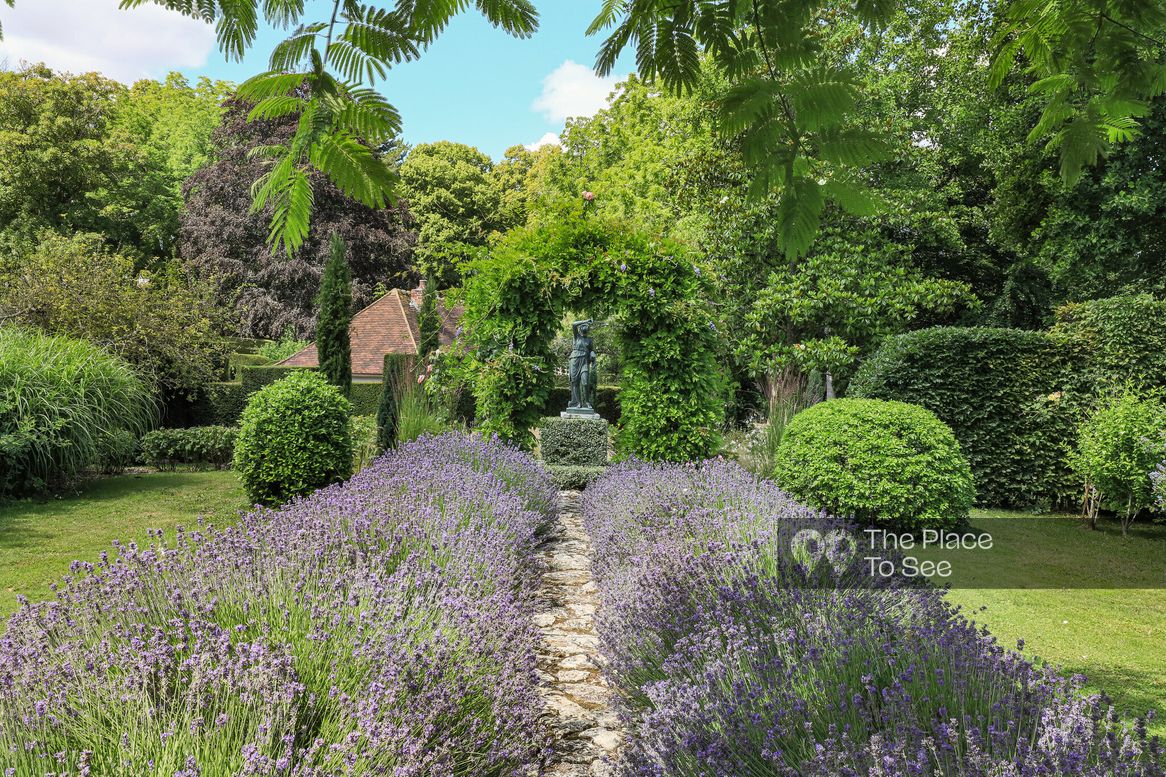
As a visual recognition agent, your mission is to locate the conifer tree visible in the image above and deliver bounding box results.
[317,233,352,397]
[417,276,441,357]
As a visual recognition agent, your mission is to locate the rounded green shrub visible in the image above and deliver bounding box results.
[234,370,353,506]
[773,398,975,531]
[1072,392,1166,533]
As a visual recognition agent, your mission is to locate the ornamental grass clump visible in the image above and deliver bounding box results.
[583,460,1165,776]
[0,327,155,497]
[1,432,557,776]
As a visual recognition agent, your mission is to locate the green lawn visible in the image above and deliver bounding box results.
[0,470,248,618]
[916,508,1166,735]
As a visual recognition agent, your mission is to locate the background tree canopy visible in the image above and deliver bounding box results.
[179,97,417,340]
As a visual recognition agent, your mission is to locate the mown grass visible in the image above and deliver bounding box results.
[917,508,1166,735]
[0,470,248,617]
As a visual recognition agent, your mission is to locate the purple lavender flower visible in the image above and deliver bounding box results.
[0,432,556,775]
[583,460,1166,777]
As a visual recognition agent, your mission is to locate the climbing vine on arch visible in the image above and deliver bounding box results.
[456,210,725,461]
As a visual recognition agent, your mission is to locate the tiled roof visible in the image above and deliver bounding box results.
[278,286,462,378]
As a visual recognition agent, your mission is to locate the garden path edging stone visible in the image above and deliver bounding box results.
[535,489,623,776]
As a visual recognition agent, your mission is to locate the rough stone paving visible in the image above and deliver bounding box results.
[535,490,623,776]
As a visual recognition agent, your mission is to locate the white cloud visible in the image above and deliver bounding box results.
[0,0,215,83]
[531,60,624,123]
[524,131,561,151]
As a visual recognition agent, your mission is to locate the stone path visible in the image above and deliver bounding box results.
[535,490,622,777]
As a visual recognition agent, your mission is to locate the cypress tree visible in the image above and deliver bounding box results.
[377,354,404,450]
[417,276,441,357]
[316,233,352,397]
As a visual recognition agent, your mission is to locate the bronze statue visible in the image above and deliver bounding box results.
[567,319,597,411]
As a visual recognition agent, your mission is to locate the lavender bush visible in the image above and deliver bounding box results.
[584,460,1164,776]
[1,432,557,776]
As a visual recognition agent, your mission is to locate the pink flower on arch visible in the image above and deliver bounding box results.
[582,191,595,202]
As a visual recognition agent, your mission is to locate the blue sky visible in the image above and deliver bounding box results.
[0,0,634,158]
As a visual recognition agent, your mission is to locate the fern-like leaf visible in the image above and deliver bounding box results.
[777,177,824,259]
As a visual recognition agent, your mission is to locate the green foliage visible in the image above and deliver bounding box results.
[400,142,504,284]
[109,0,537,254]
[240,365,306,395]
[547,464,607,490]
[742,225,976,378]
[0,65,225,263]
[395,381,449,445]
[233,370,353,506]
[140,426,237,471]
[461,215,724,460]
[349,415,379,473]
[0,233,230,401]
[202,382,248,426]
[0,328,155,498]
[990,0,1166,186]
[377,354,412,449]
[773,398,976,531]
[539,418,609,467]
[850,327,1075,508]
[461,248,560,449]
[257,330,310,363]
[347,382,382,417]
[1052,295,1166,393]
[228,352,271,380]
[543,386,621,423]
[316,234,353,396]
[1072,392,1166,535]
[417,277,441,356]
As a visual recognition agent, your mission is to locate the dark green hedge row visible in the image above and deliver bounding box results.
[241,365,305,395]
[850,298,1166,509]
[850,328,1067,508]
[202,382,248,426]
[349,382,382,416]
[540,417,609,466]
[141,426,236,471]
[547,464,607,490]
[199,367,383,426]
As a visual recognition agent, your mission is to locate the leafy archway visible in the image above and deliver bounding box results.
[455,210,725,461]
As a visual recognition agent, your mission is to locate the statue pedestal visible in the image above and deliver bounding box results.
[560,408,601,420]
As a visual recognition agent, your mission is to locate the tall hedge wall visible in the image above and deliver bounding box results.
[849,327,1073,508]
[850,297,1166,509]
[1051,294,1166,391]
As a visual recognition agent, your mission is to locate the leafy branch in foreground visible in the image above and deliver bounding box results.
[990,0,1166,185]
[590,0,1166,256]
[112,0,537,253]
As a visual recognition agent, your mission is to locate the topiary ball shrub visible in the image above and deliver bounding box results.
[234,370,353,506]
[773,398,975,531]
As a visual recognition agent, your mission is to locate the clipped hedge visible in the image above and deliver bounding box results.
[203,382,247,426]
[241,364,307,395]
[774,398,976,531]
[850,327,1072,508]
[349,382,383,416]
[234,371,353,506]
[227,352,269,380]
[1051,293,1166,391]
[540,417,609,466]
[547,464,607,490]
[141,426,237,471]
